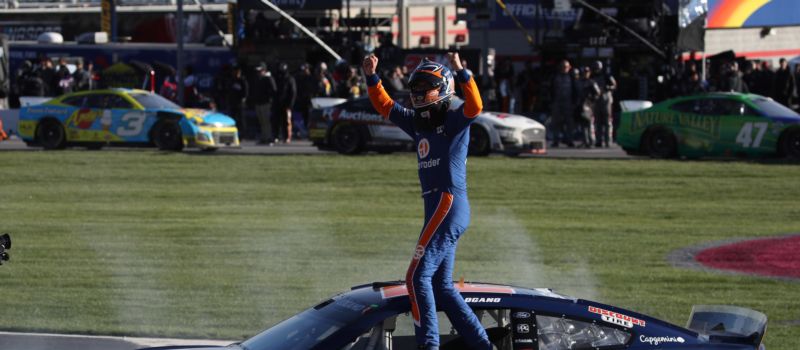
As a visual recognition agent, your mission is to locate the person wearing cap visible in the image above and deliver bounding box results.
[363,52,493,350]
[252,62,277,144]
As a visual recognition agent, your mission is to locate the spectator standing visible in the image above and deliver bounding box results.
[226,66,249,134]
[315,63,333,97]
[55,58,73,95]
[212,65,230,111]
[252,62,277,144]
[39,58,56,96]
[382,65,406,94]
[18,61,46,97]
[773,58,796,107]
[794,64,800,111]
[742,61,759,95]
[719,61,748,93]
[183,66,200,108]
[272,62,296,143]
[592,61,616,148]
[294,63,316,139]
[550,59,577,148]
[73,62,92,91]
[682,71,708,95]
[754,61,774,96]
[495,58,515,112]
[374,32,402,72]
[576,66,600,148]
[160,75,179,102]
[516,61,538,118]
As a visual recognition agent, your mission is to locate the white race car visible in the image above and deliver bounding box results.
[468,110,547,156]
[309,93,546,156]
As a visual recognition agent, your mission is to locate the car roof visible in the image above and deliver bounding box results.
[349,280,572,300]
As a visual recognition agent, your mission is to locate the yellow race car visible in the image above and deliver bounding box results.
[19,89,239,151]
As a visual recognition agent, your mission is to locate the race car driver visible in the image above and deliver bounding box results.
[363,53,491,350]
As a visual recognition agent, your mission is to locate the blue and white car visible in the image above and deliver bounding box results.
[142,281,768,350]
[18,88,239,151]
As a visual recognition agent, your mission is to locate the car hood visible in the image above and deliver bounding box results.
[478,111,545,129]
[137,345,234,350]
[174,108,236,126]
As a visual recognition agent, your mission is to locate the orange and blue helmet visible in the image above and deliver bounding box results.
[408,58,455,109]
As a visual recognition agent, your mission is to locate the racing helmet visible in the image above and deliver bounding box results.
[408,58,455,109]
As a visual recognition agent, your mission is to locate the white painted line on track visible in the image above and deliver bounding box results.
[0,331,235,347]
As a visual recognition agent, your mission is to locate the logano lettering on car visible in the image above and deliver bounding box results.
[464,297,502,303]
[588,306,646,328]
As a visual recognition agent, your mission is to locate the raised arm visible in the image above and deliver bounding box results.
[363,54,395,119]
[449,52,482,118]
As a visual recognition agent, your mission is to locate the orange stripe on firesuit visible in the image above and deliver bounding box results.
[367,80,395,119]
[461,76,482,118]
[406,192,454,326]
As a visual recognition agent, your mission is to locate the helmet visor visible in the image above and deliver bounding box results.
[410,88,443,108]
[409,71,445,108]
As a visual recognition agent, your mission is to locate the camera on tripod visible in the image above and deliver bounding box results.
[0,233,11,265]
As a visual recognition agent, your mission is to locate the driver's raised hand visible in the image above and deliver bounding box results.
[363,54,379,76]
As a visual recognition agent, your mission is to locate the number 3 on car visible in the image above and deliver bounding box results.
[17,88,240,151]
[117,111,148,137]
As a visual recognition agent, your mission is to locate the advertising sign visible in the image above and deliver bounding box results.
[469,0,582,31]
[238,0,343,11]
[707,0,800,28]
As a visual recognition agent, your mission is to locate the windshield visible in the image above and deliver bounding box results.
[130,92,181,109]
[751,97,800,117]
[241,297,365,350]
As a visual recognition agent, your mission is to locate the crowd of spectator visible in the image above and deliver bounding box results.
[13,57,95,99]
[11,48,800,149]
[206,57,384,144]
[475,54,800,148]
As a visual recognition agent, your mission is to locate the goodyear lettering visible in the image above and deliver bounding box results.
[588,306,646,328]
[418,158,441,169]
[464,297,501,303]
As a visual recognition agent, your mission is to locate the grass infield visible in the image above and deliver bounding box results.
[0,151,798,348]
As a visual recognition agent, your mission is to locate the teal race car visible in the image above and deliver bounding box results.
[617,93,800,159]
[18,89,240,151]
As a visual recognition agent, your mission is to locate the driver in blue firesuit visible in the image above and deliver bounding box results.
[363,52,492,350]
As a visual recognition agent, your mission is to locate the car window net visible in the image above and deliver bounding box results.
[537,315,630,350]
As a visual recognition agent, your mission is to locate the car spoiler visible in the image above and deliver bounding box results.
[687,305,767,349]
[311,97,348,109]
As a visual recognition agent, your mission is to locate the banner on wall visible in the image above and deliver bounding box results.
[707,0,800,29]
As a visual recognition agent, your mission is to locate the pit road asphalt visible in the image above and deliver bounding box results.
[0,137,631,350]
[0,137,632,159]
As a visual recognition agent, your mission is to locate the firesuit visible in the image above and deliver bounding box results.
[366,63,492,350]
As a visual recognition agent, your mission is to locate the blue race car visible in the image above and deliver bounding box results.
[140,281,767,350]
[18,89,239,151]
